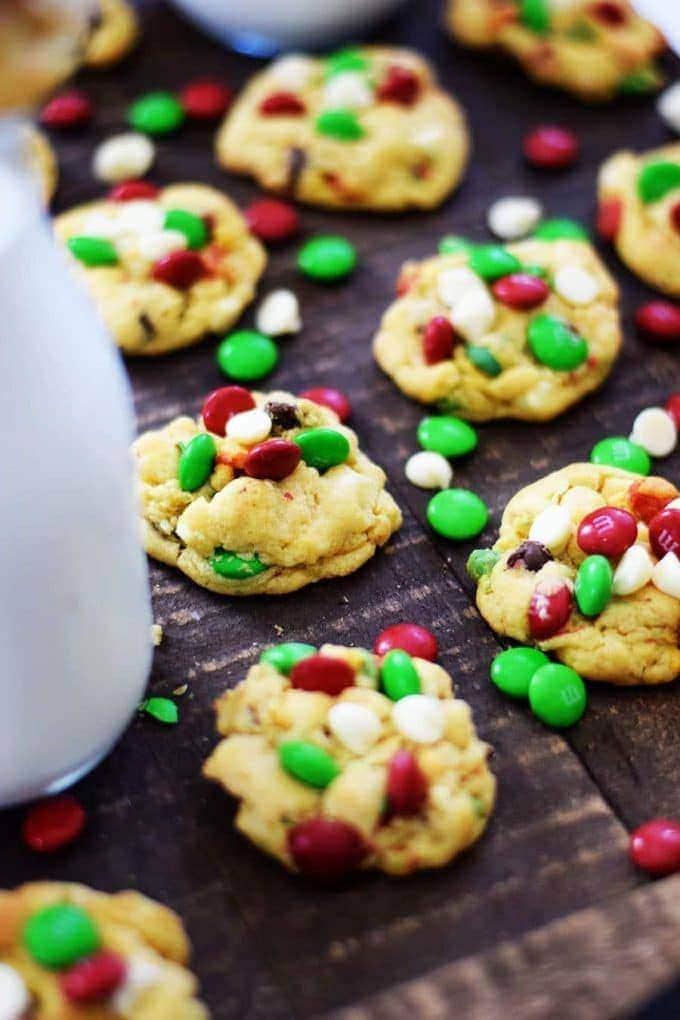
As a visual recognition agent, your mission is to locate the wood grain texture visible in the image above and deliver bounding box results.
[3,1,680,1018]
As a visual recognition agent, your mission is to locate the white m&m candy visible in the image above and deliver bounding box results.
[529,505,572,553]
[323,71,373,110]
[612,544,654,596]
[226,409,272,445]
[255,289,301,337]
[652,552,680,599]
[554,265,600,306]
[630,407,677,458]
[393,695,445,744]
[0,963,30,1020]
[658,81,680,135]
[405,451,453,490]
[328,702,382,754]
[487,196,542,240]
[93,132,155,183]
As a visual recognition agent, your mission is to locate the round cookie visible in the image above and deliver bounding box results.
[373,238,621,422]
[85,0,139,68]
[134,389,402,596]
[216,46,469,211]
[471,463,680,685]
[54,183,266,356]
[203,642,495,877]
[597,143,680,297]
[24,125,58,205]
[0,882,208,1017]
[445,0,665,102]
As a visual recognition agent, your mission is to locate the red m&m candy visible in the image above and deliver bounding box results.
[244,198,300,244]
[290,654,355,695]
[259,91,306,116]
[244,439,301,480]
[492,273,549,311]
[523,125,580,169]
[577,506,637,558]
[22,796,86,853]
[152,250,206,289]
[179,79,232,120]
[665,393,680,429]
[635,301,680,343]
[630,818,680,876]
[596,197,622,240]
[528,579,573,639]
[61,951,126,1003]
[377,65,420,106]
[374,623,438,661]
[422,316,456,364]
[40,89,92,129]
[648,508,680,560]
[671,201,680,235]
[288,817,367,879]
[202,386,255,435]
[299,387,351,422]
[108,180,159,202]
[589,1,627,26]
[386,751,428,816]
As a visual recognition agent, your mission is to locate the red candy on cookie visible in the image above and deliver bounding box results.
[596,197,622,240]
[259,91,306,116]
[109,180,159,202]
[528,579,573,639]
[377,65,420,106]
[290,654,355,696]
[386,751,428,816]
[244,439,301,480]
[492,274,549,311]
[61,952,126,1003]
[152,250,206,289]
[202,386,255,436]
[299,387,351,422]
[577,506,637,558]
[422,316,456,364]
[288,817,367,880]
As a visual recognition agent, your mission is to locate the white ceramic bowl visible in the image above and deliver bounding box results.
[171,0,405,54]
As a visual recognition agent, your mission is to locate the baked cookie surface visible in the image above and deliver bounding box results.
[85,0,139,67]
[598,142,680,297]
[204,643,495,877]
[24,126,58,205]
[54,183,266,356]
[134,389,402,596]
[0,882,208,1018]
[472,463,680,685]
[216,46,469,211]
[445,0,665,101]
[373,238,621,422]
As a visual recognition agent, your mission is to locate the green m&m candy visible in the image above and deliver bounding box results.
[164,209,208,249]
[325,46,370,78]
[178,433,216,491]
[466,548,500,581]
[528,663,587,728]
[260,642,316,674]
[128,91,185,135]
[380,649,421,701]
[279,740,340,788]
[439,235,474,256]
[528,314,588,370]
[427,489,489,541]
[294,428,350,471]
[637,161,680,204]
[417,415,478,458]
[216,330,279,381]
[532,218,589,241]
[467,345,502,377]
[520,0,550,33]
[469,244,522,281]
[298,235,357,281]
[315,108,364,141]
[210,550,269,579]
[67,236,118,267]
[589,436,651,475]
[619,67,660,95]
[24,904,100,970]
[141,696,179,724]
[491,646,550,700]
[575,555,613,617]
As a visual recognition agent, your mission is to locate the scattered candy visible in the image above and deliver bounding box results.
[24,904,100,969]
[666,393,680,428]
[528,663,586,728]
[299,387,351,422]
[279,740,340,788]
[630,407,677,457]
[22,796,86,853]
[468,244,521,282]
[323,71,373,110]
[487,195,543,240]
[553,265,600,306]
[210,551,268,579]
[225,408,272,445]
[61,951,126,1004]
[109,180,159,202]
[612,544,655,595]
[439,235,474,256]
[140,697,178,725]
[0,964,29,1016]
[528,314,588,370]
[255,289,301,336]
[179,78,232,120]
[216,330,279,381]
[532,217,589,241]
[244,197,299,244]
[244,439,301,480]
[635,301,680,342]
[507,540,553,571]
[577,506,637,558]
[288,817,367,880]
[328,703,381,754]
[92,132,154,184]
[380,649,421,701]
[315,108,364,141]
[374,623,438,661]
[40,89,92,129]
[630,818,680,876]
[596,197,622,240]
[386,750,428,814]
[259,91,306,116]
[528,579,573,639]
[298,235,357,282]
[427,489,489,541]
[490,646,549,699]
[127,91,185,135]
[492,273,549,310]
[466,548,500,580]
[575,555,613,617]
[637,161,680,204]
[590,436,651,475]
[202,386,255,435]
[417,415,477,459]
[649,508,680,560]
[294,428,350,472]
[393,694,445,744]
[423,315,457,364]
[405,450,453,490]
[528,504,572,553]
[377,65,421,105]
[657,81,680,135]
[152,249,206,289]
[178,433,216,491]
[164,208,208,250]
[523,125,580,169]
[467,345,502,376]
[67,236,118,267]
[260,642,316,673]
[290,654,355,695]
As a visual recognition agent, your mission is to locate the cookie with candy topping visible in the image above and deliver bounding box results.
[134,389,402,596]
[445,0,665,102]
[203,642,495,877]
[216,46,469,211]
[470,463,680,685]
[0,882,208,1017]
[85,0,139,68]
[597,142,680,297]
[373,237,621,422]
[54,183,266,355]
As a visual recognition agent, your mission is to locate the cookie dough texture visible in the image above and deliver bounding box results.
[0,882,208,1018]
[204,645,495,875]
[54,183,266,356]
[24,126,57,204]
[476,463,680,685]
[216,47,469,211]
[134,391,402,596]
[446,0,665,101]
[598,143,680,297]
[373,239,621,422]
[85,0,139,67]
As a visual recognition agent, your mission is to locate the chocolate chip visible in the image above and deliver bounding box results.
[286,147,307,194]
[266,402,300,433]
[507,541,553,572]
[138,312,156,339]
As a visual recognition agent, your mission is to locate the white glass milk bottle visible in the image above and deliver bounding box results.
[0,127,152,806]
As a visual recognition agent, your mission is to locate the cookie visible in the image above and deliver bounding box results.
[0,882,208,1017]
[85,0,139,68]
[373,238,621,422]
[24,126,58,205]
[445,0,665,102]
[598,143,680,297]
[134,388,402,596]
[203,642,495,877]
[216,46,469,211]
[471,463,680,685]
[54,183,266,356]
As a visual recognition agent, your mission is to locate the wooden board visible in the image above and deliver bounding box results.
[4,2,680,1017]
